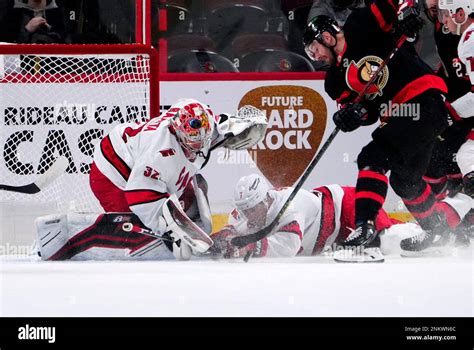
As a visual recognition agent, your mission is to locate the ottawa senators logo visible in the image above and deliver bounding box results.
[345,56,389,100]
[279,59,291,72]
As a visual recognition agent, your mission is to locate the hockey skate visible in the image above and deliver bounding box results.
[342,220,379,247]
[453,215,474,243]
[334,221,384,263]
[400,221,449,257]
[451,221,472,248]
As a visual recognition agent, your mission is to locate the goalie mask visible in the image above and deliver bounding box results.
[234,174,271,228]
[170,102,213,154]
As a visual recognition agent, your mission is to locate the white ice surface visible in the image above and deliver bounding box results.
[0,224,472,317]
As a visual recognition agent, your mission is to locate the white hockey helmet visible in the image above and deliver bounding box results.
[439,0,474,33]
[233,174,270,211]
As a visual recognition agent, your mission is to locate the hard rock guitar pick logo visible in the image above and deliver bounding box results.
[345,55,389,100]
[239,86,327,188]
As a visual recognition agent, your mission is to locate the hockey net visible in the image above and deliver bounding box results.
[0,44,158,214]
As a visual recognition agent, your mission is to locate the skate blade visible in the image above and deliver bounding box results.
[400,248,446,258]
[333,248,385,263]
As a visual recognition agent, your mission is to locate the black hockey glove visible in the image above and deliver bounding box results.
[333,103,369,132]
[397,1,424,38]
[463,171,474,198]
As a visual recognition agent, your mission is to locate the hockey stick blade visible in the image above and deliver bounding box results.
[0,156,68,194]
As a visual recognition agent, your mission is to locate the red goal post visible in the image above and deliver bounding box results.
[0,44,159,213]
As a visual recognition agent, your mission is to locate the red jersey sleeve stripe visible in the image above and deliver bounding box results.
[312,187,336,255]
[393,75,448,105]
[278,221,303,241]
[125,190,170,207]
[336,90,353,104]
[100,135,131,181]
[370,3,394,32]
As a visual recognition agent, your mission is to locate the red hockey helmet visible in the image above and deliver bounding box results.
[171,102,213,152]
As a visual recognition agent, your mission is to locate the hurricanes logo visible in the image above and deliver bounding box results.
[345,56,389,100]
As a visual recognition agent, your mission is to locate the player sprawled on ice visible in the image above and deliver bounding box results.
[210,174,401,262]
[34,99,267,261]
[303,0,473,258]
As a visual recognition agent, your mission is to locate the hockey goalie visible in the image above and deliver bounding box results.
[34,99,267,261]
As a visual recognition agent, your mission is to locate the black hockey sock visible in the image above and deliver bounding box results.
[422,175,447,197]
[402,183,438,230]
[355,169,388,224]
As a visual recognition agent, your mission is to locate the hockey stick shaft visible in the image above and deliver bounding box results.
[0,156,69,194]
[236,35,408,261]
[122,223,173,242]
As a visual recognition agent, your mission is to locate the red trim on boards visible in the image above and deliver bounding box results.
[158,72,327,81]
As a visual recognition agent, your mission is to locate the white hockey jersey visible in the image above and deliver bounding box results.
[227,185,395,257]
[451,22,474,122]
[228,186,347,257]
[92,99,214,233]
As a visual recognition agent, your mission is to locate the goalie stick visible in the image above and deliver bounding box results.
[122,222,173,241]
[233,35,408,262]
[0,156,69,194]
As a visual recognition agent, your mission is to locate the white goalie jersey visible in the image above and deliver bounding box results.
[92,98,213,233]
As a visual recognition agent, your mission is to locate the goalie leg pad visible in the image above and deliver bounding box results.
[35,213,162,260]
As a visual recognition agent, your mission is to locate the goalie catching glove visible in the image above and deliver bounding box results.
[214,105,268,150]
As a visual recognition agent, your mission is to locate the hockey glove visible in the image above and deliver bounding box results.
[333,103,369,132]
[215,106,268,150]
[397,0,424,38]
[210,226,264,259]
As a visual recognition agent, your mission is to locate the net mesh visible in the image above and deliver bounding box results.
[0,47,153,213]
